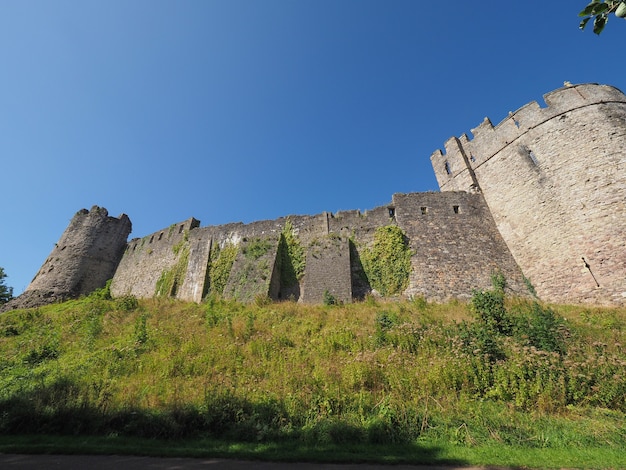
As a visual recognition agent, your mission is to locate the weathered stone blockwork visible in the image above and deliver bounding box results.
[2,206,131,310]
[110,217,200,300]
[432,83,626,305]
[222,235,281,303]
[6,83,625,309]
[393,192,525,301]
[301,235,352,304]
[105,191,527,304]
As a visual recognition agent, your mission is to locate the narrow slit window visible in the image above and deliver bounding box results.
[179,225,184,234]
[149,235,154,243]
[444,161,451,175]
[528,149,539,166]
[453,205,460,214]
[388,207,395,218]
[158,233,163,241]
[420,206,428,215]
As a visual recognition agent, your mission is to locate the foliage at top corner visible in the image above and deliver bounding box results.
[0,267,14,304]
[579,0,626,34]
[360,225,413,297]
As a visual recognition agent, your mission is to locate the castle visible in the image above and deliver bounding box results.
[4,83,626,310]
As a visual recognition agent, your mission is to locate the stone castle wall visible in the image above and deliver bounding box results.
[5,83,625,309]
[109,217,200,300]
[431,83,626,305]
[108,192,527,304]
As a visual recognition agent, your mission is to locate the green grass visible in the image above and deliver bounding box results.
[0,292,625,469]
[0,433,624,468]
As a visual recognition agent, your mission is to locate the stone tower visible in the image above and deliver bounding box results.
[431,83,626,305]
[2,206,131,310]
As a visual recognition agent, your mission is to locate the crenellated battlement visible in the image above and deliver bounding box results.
[431,83,626,191]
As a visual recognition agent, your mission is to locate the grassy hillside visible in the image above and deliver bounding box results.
[0,282,625,468]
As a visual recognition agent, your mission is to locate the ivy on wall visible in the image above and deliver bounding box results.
[207,243,238,296]
[226,237,275,302]
[155,244,190,298]
[360,225,413,296]
[242,238,273,260]
[278,219,305,290]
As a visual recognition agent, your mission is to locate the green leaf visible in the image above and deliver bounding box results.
[579,3,597,16]
[579,17,592,29]
[594,3,610,13]
[593,14,608,34]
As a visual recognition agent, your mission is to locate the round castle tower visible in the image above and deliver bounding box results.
[431,83,626,305]
[3,206,131,310]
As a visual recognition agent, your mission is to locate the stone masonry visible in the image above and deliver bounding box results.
[431,83,626,305]
[2,206,131,311]
[4,83,625,310]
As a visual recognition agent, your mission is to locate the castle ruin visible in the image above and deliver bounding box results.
[4,83,625,310]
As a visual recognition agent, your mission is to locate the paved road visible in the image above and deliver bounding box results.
[0,454,500,469]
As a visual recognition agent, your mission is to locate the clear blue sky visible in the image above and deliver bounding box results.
[2,1,625,295]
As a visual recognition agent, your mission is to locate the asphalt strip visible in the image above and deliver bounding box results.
[0,454,500,470]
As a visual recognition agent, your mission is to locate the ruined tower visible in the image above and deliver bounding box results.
[2,206,131,310]
[431,83,626,305]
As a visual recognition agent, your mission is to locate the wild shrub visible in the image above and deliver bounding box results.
[470,273,511,336]
[564,342,626,409]
[512,302,567,354]
[89,279,113,300]
[115,295,138,312]
[374,310,397,346]
[243,311,255,340]
[202,391,290,442]
[488,342,567,411]
[24,341,59,365]
[322,290,337,306]
[456,319,504,362]
[469,275,567,358]
[205,301,227,327]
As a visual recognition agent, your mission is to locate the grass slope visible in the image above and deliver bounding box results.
[0,288,625,469]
